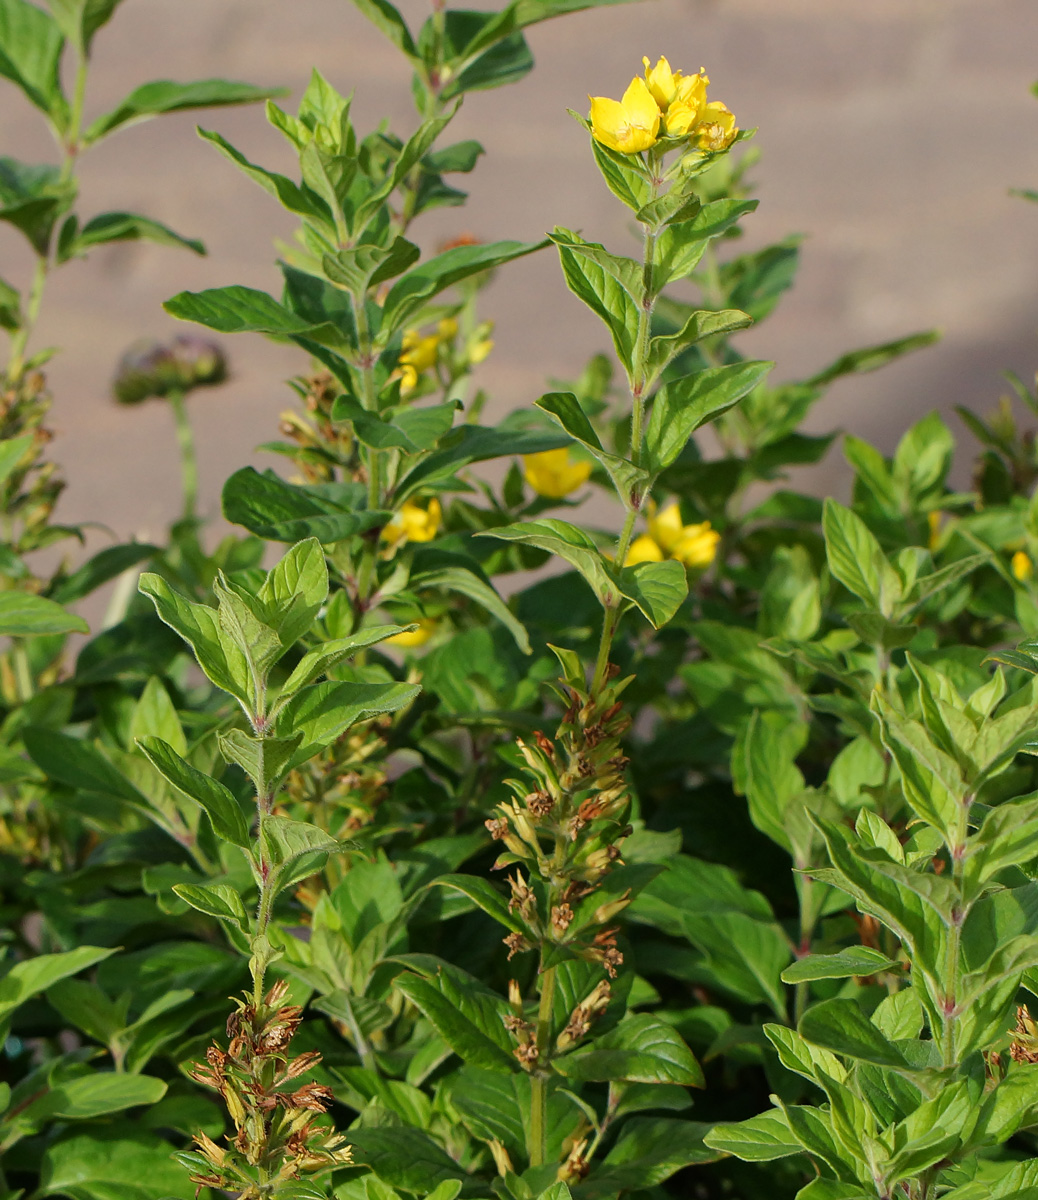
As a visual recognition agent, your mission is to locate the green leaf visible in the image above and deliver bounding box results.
[261,814,340,890]
[164,284,347,351]
[135,735,251,848]
[276,680,419,771]
[43,0,122,54]
[138,572,250,703]
[347,0,416,56]
[394,960,516,1072]
[588,1116,720,1193]
[172,882,248,927]
[86,78,286,142]
[781,947,901,984]
[478,518,617,608]
[646,361,772,471]
[279,626,410,697]
[344,1126,467,1195]
[535,390,648,505]
[323,237,421,298]
[50,541,157,604]
[0,156,75,254]
[431,874,521,933]
[798,998,908,1067]
[56,211,204,262]
[23,727,145,804]
[822,498,900,615]
[807,330,940,389]
[554,234,640,371]
[32,1071,167,1120]
[411,564,531,654]
[257,536,328,646]
[0,591,87,635]
[39,1130,195,1200]
[216,729,301,794]
[0,945,115,1036]
[395,421,568,499]
[0,0,67,123]
[0,272,19,330]
[198,127,328,222]
[222,467,386,544]
[616,559,688,628]
[380,239,545,337]
[646,309,756,378]
[555,1014,703,1086]
[703,1108,801,1161]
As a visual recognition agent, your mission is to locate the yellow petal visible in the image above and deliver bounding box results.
[671,522,720,568]
[621,76,662,132]
[625,534,665,566]
[643,55,679,109]
[387,618,437,647]
[523,448,592,499]
[648,502,685,554]
[589,95,630,152]
[590,79,660,155]
[694,101,738,151]
[1013,550,1034,582]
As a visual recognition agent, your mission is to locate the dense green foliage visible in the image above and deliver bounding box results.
[3,3,1038,1200]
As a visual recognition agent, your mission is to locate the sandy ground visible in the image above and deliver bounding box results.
[2,0,1038,547]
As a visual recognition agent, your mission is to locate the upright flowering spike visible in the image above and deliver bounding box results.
[589,76,660,155]
[523,448,592,498]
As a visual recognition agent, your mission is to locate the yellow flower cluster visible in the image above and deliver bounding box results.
[522,448,592,499]
[396,317,494,393]
[589,56,738,156]
[1013,550,1034,582]
[625,502,719,569]
[381,497,442,547]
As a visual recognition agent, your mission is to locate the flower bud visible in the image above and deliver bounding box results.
[113,336,227,405]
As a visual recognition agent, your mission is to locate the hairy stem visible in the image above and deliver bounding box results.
[528,959,558,1168]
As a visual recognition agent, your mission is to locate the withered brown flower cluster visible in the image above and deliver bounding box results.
[179,980,351,1197]
[486,655,634,1069]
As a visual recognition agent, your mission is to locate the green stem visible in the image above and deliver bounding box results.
[10,638,33,703]
[167,389,198,520]
[6,256,49,383]
[61,55,89,182]
[528,959,557,1168]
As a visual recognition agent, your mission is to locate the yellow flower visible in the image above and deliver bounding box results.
[627,502,720,569]
[523,448,592,499]
[589,76,660,155]
[381,498,442,546]
[671,522,721,567]
[437,318,458,340]
[400,330,440,374]
[642,56,682,109]
[664,72,709,136]
[387,618,437,647]
[694,101,738,151]
[470,337,494,364]
[1013,550,1034,582]
[647,502,686,555]
[927,510,943,551]
[642,57,709,137]
[625,534,665,566]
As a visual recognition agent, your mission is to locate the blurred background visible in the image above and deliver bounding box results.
[2,0,1038,542]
